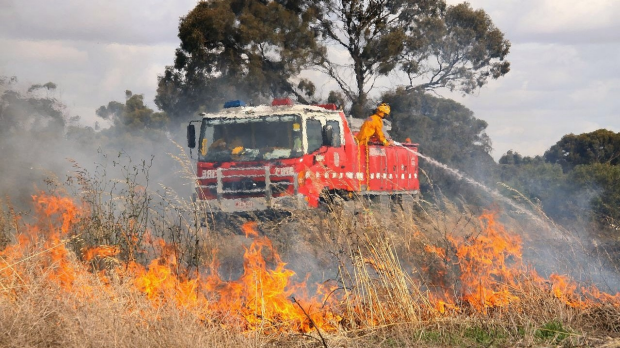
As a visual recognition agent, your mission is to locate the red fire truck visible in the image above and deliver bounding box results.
[186,99,419,213]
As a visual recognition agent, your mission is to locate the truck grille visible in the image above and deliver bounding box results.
[222,179,266,192]
[197,166,297,200]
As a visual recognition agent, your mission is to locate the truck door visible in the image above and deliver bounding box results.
[366,145,388,191]
[392,147,406,191]
[324,120,349,190]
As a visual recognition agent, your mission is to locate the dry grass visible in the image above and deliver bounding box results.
[0,276,249,348]
[2,153,620,347]
[1,197,619,347]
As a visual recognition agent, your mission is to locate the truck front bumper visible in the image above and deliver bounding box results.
[199,194,308,213]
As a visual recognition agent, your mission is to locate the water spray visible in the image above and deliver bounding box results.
[392,141,553,230]
[393,141,620,291]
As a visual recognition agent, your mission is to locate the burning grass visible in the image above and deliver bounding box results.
[2,187,620,346]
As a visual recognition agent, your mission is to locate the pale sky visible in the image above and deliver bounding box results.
[1,0,619,160]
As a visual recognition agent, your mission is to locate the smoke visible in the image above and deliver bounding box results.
[3,75,620,297]
[393,142,620,292]
[0,78,192,212]
[409,147,550,228]
[0,79,82,208]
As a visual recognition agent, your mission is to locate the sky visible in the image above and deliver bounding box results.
[1,0,619,160]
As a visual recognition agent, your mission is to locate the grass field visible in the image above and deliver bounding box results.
[1,165,620,347]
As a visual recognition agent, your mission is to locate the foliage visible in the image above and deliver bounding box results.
[313,0,510,116]
[386,88,491,162]
[498,156,574,221]
[0,77,66,136]
[155,0,322,122]
[544,129,620,173]
[570,163,620,224]
[534,320,570,343]
[382,88,497,205]
[499,150,544,166]
[326,90,346,109]
[97,91,169,132]
[499,147,620,228]
[0,77,74,208]
[463,326,506,345]
[0,79,183,208]
[79,91,188,199]
[157,0,511,120]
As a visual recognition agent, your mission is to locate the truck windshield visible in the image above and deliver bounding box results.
[198,114,303,162]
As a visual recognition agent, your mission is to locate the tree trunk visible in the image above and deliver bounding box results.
[351,57,367,118]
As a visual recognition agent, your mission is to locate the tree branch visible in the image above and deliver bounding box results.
[291,297,329,348]
[317,58,355,100]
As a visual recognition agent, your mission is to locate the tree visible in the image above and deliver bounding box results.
[497,154,570,221]
[570,163,620,227]
[381,88,497,205]
[0,78,74,208]
[499,150,524,165]
[498,137,620,227]
[0,78,65,136]
[499,150,545,166]
[157,0,510,120]
[97,92,169,132]
[155,0,322,121]
[544,129,620,172]
[312,0,510,117]
[384,87,492,166]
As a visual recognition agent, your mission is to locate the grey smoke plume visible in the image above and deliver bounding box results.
[394,141,620,292]
[0,78,192,210]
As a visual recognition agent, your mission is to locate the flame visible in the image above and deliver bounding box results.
[5,194,620,337]
[423,211,620,313]
[453,212,522,312]
[242,221,259,238]
[204,222,337,332]
[83,245,120,262]
[0,192,87,295]
[0,194,339,333]
[424,244,446,259]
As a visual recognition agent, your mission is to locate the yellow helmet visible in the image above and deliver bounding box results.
[376,102,391,116]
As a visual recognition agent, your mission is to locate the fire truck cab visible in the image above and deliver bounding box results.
[187,99,419,213]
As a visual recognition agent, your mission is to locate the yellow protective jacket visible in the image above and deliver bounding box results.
[355,113,389,145]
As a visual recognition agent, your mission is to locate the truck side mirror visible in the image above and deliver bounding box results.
[323,125,334,147]
[187,124,196,149]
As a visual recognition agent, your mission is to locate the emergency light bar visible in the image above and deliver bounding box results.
[271,98,294,106]
[223,100,246,108]
[316,103,338,110]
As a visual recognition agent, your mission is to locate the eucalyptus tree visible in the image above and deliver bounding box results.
[311,0,510,116]
[156,0,511,120]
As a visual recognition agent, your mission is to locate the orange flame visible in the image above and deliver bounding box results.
[204,222,337,332]
[423,211,620,313]
[6,194,620,336]
[0,193,340,333]
[0,192,87,294]
[83,245,120,262]
[453,212,522,312]
[242,221,259,238]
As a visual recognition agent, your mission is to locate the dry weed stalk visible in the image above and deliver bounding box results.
[2,146,620,347]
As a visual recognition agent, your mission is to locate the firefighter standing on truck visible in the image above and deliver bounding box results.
[355,102,393,146]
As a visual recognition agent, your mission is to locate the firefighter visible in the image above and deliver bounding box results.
[355,102,393,146]
[210,135,244,156]
[292,123,303,154]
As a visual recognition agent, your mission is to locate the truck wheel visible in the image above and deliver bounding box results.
[397,194,416,212]
[378,195,391,211]
[367,194,390,211]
